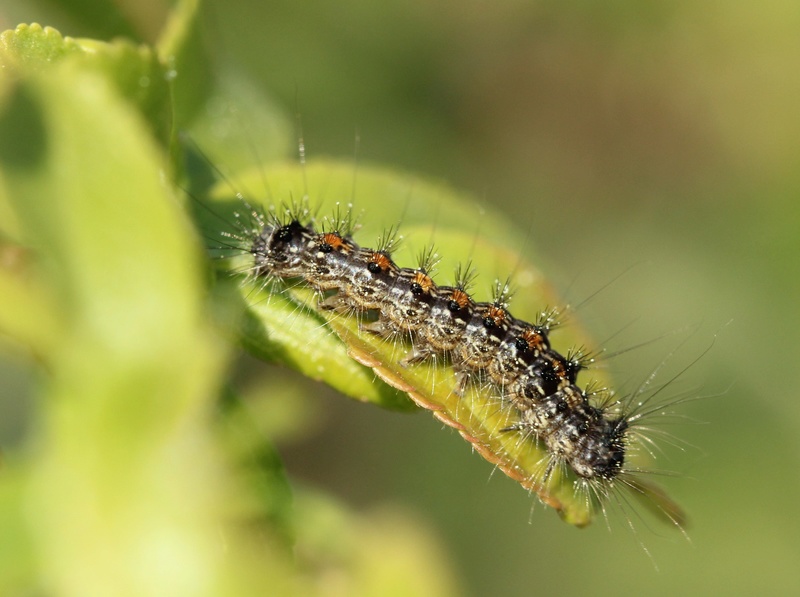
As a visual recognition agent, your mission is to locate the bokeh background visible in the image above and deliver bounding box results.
[2,1,799,595]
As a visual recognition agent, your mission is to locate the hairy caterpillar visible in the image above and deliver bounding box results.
[192,153,688,530]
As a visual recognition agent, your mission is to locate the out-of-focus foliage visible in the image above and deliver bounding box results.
[0,2,462,595]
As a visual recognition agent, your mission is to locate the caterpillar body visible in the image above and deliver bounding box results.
[199,159,687,529]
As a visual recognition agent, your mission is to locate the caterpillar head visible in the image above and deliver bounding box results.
[252,220,313,278]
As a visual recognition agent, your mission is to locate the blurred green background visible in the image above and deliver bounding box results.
[1,1,799,595]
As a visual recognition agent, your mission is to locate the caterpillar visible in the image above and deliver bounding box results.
[194,156,688,530]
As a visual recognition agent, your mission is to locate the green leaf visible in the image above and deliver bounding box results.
[0,23,173,146]
[0,23,83,69]
[0,248,62,359]
[0,51,277,596]
[201,159,614,526]
[0,466,36,592]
